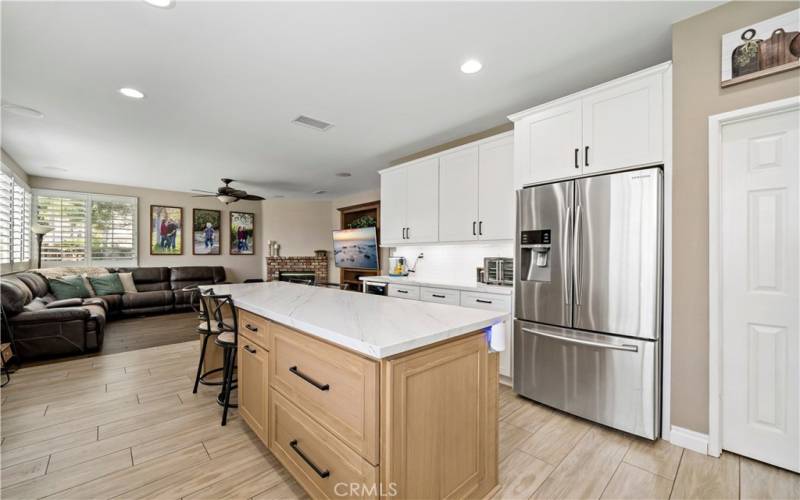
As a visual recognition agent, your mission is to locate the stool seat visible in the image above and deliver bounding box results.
[215,332,235,345]
[197,322,222,334]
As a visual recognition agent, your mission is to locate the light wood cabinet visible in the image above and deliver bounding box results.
[237,331,269,445]
[510,62,669,187]
[379,158,439,245]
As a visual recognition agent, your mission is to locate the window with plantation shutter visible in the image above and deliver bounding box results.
[34,190,137,267]
[0,166,32,268]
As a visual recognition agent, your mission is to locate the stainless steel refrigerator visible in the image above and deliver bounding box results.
[513,167,662,439]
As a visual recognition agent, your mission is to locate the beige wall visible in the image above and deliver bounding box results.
[28,176,263,282]
[671,1,800,434]
[329,189,381,282]
[260,199,333,279]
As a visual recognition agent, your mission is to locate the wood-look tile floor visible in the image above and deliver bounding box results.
[2,340,798,500]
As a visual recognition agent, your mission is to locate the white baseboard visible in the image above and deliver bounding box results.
[670,425,709,455]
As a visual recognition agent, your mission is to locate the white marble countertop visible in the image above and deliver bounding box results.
[203,282,506,359]
[358,275,513,296]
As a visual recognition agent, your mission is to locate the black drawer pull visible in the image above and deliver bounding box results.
[397,290,408,294]
[476,299,493,304]
[289,366,330,391]
[244,345,256,354]
[432,294,446,299]
[290,439,330,479]
[245,323,258,332]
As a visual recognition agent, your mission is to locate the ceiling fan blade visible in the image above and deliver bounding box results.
[242,194,265,201]
[230,189,248,198]
[191,189,216,194]
[191,194,217,198]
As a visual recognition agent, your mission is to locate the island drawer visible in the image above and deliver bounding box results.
[237,309,270,348]
[387,284,420,300]
[270,323,379,464]
[420,286,460,305]
[270,389,379,499]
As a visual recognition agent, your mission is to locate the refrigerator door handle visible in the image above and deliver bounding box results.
[574,204,583,305]
[520,327,639,352]
[563,206,572,305]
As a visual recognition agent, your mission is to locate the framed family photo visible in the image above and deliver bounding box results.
[151,205,183,255]
[192,208,222,255]
[230,211,255,255]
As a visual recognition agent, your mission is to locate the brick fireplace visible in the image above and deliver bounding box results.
[266,256,328,284]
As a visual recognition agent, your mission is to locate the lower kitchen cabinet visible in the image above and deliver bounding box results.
[237,332,269,444]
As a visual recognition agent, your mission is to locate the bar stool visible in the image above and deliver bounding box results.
[192,287,225,393]
[199,291,239,426]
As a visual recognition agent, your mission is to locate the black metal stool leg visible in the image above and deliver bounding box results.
[193,333,210,394]
[221,345,236,426]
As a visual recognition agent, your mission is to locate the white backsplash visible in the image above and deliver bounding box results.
[390,242,513,285]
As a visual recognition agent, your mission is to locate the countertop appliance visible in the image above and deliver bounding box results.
[483,257,513,286]
[389,256,409,276]
[514,167,663,439]
[363,280,388,295]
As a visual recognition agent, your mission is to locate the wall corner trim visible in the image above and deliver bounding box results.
[670,426,709,455]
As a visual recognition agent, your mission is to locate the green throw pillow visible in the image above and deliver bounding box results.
[49,275,91,300]
[88,274,125,296]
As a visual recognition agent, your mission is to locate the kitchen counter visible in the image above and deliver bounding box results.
[358,275,513,295]
[204,281,505,358]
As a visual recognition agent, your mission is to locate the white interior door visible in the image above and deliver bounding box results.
[478,135,514,240]
[405,157,439,243]
[720,106,799,472]
[438,147,479,242]
[380,167,407,245]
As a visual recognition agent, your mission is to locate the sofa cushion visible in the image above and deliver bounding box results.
[49,276,91,300]
[88,274,124,296]
[45,298,84,309]
[118,272,137,293]
[171,266,226,290]
[16,272,50,298]
[121,290,174,311]
[96,294,123,312]
[117,267,171,292]
[34,266,110,279]
[1,280,29,315]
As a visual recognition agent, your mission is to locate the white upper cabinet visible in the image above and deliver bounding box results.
[438,147,479,242]
[380,133,513,245]
[510,62,669,187]
[380,167,408,245]
[405,158,439,243]
[516,99,582,185]
[477,135,514,240]
[380,157,439,246]
[581,72,663,174]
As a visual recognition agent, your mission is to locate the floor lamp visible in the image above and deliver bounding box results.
[31,224,53,269]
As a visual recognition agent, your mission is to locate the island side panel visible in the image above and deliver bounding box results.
[381,331,499,499]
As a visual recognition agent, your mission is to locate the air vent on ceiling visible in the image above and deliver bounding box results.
[292,115,333,131]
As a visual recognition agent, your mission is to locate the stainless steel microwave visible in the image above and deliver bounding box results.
[483,257,513,286]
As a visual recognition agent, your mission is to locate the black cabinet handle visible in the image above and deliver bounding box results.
[245,323,258,332]
[585,146,589,167]
[478,221,483,235]
[406,227,410,239]
[397,289,408,294]
[472,221,476,236]
[244,345,256,354]
[289,366,330,391]
[289,439,330,479]
[432,294,446,299]
[574,148,579,169]
[476,299,493,304]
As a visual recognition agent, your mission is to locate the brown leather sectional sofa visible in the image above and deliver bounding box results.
[1,266,226,360]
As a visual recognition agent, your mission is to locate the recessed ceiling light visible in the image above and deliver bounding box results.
[119,88,145,99]
[460,59,483,74]
[313,190,327,195]
[143,0,175,8]
[335,172,351,177]
[1,103,44,118]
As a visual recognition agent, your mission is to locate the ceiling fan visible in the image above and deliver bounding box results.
[191,178,266,204]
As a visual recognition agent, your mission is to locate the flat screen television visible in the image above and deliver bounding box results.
[333,227,379,270]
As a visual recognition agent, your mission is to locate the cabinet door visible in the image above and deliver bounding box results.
[238,338,269,443]
[379,167,407,245]
[405,158,439,243]
[438,147,479,242]
[517,99,582,186]
[581,72,663,173]
[478,136,514,240]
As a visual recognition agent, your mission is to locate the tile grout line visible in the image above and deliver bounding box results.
[667,448,685,499]
[598,441,631,499]
[527,421,594,499]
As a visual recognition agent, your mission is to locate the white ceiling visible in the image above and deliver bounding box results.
[1,1,718,199]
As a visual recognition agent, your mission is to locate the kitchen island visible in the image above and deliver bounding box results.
[204,282,504,499]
